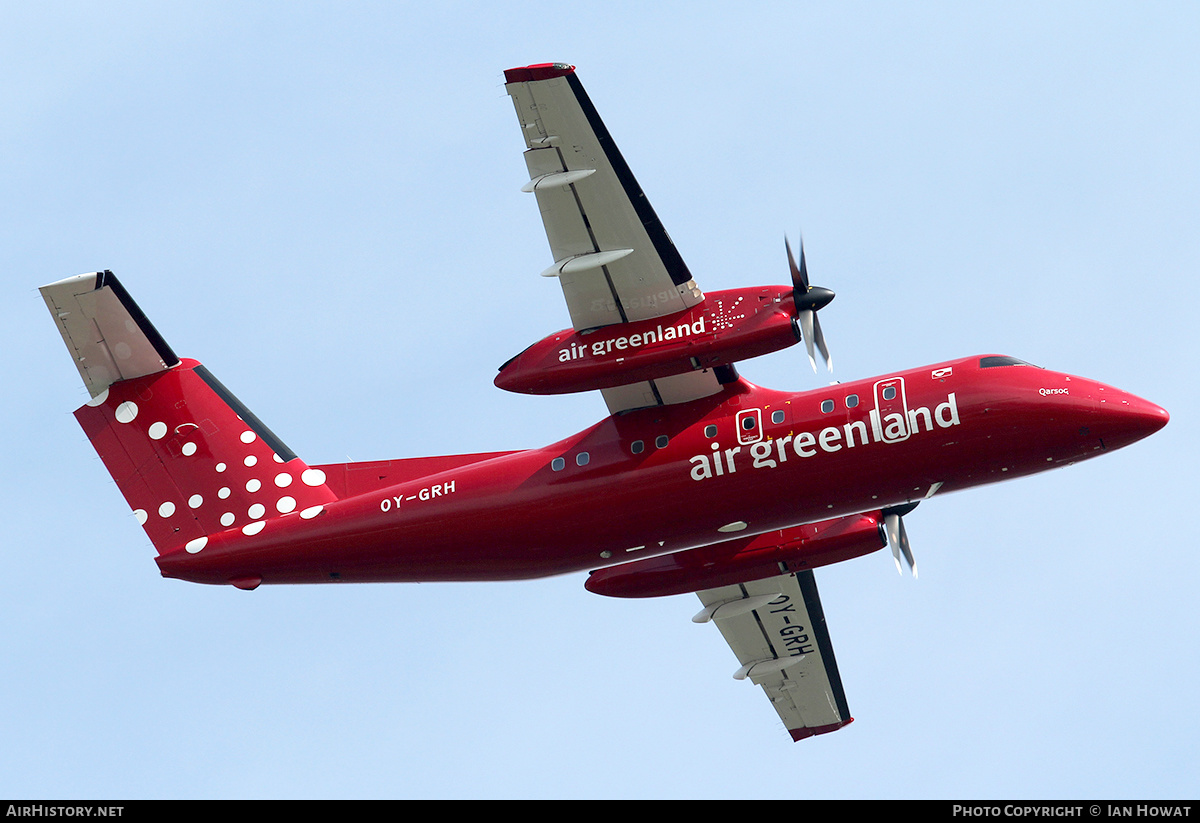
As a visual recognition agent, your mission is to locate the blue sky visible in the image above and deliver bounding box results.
[3,2,1197,799]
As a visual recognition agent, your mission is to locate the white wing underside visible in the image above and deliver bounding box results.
[505,66,722,413]
[696,571,853,740]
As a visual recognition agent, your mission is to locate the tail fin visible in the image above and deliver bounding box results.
[41,272,336,556]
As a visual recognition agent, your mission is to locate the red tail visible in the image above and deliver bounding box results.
[42,272,336,556]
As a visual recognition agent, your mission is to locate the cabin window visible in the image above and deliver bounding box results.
[846,394,859,409]
[771,410,785,424]
[820,399,834,413]
[741,416,757,431]
[704,425,717,438]
[656,435,669,449]
[630,440,644,454]
[551,457,565,471]
[576,452,590,466]
[882,386,897,401]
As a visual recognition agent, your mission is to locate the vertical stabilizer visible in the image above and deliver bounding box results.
[42,272,336,557]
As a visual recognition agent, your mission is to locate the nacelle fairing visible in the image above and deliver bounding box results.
[495,286,799,395]
[584,513,887,598]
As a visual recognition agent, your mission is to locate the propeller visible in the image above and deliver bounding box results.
[881,502,919,578]
[785,236,835,373]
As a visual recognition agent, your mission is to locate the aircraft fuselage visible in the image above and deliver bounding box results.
[153,353,1166,588]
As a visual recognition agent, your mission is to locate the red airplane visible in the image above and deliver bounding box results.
[41,63,1167,742]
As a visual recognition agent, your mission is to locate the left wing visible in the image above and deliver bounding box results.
[695,571,853,741]
[504,63,721,413]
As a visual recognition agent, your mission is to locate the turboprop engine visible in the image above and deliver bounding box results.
[498,239,835,395]
[585,513,887,598]
[496,285,801,394]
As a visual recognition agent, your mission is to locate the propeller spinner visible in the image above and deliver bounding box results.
[785,237,835,373]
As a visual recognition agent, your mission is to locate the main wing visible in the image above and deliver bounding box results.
[695,571,853,741]
[504,63,722,413]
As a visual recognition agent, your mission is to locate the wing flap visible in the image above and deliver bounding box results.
[697,571,853,741]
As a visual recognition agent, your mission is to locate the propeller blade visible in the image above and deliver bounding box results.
[897,516,917,579]
[885,512,904,575]
[785,236,809,291]
[812,314,832,373]
[882,504,919,578]
[798,309,817,372]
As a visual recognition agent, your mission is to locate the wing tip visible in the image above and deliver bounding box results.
[788,717,854,742]
[504,63,576,84]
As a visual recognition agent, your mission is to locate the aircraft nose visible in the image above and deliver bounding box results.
[1094,387,1169,448]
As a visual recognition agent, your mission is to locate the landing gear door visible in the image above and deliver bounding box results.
[872,377,910,443]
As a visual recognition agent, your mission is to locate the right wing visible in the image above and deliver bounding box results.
[504,63,721,413]
[695,571,853,741]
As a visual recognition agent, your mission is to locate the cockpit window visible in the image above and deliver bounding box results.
[980,356,1039,368]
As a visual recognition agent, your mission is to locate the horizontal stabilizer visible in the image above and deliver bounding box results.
[40,271,179,398]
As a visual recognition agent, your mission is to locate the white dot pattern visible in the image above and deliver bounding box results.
[91,369,337,554]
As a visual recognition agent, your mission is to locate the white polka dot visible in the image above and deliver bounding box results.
[188,494,203,509]
[182,442,197,456]
[185,536,208,554]
[218,487,231,499]
[220,512,235,527]
[276,496,296,513]
[301,468,327,487]
[246,479,261,492]
[273,454,284,463]
[274,473,293,488]
[240,431,256,444]
[133,509,148,525]
[244,455,258,467]
[86,388,109,407]
[158,501,176,518]
[248,503,266,519]
[148,421,167,440]
[115,401,138,423]
[215,463,227,473]
[242,521,265,536]
[113,341,132,361]
[300,505,324,519]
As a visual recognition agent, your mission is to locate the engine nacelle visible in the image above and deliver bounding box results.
[585,513,887,598]
[495,286,798,395]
